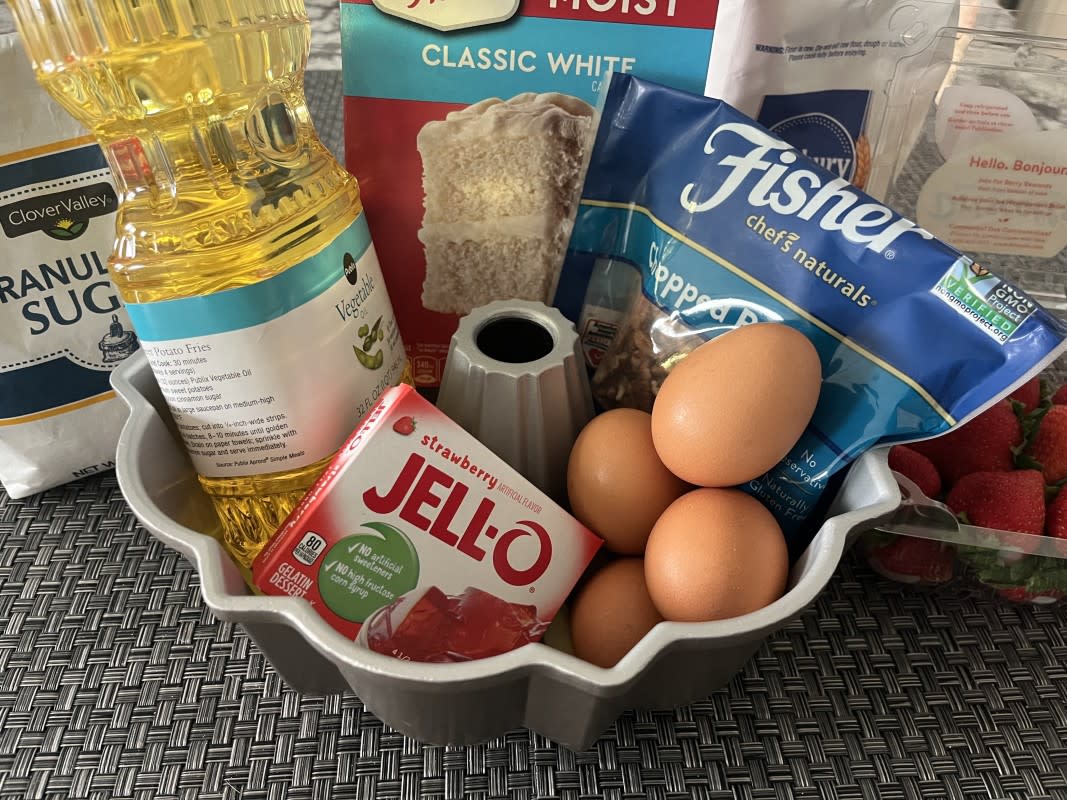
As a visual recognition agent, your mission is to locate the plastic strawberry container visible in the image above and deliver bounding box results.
[857,369,1067,605]
[861,523,1067,606]
[861,450,1067,606]
[859,16,1067,605]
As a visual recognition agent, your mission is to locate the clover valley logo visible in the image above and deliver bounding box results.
[0,182,117,242]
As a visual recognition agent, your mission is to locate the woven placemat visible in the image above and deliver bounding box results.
[2,471,1067,800]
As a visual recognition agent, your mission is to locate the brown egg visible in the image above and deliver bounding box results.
[644,488,788,622]
[651,323,821,487]
[541,603,574,655]
[571,558,663,667]
[567,408,690,554]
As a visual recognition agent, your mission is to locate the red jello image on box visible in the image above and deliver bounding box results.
[359,585,548,663]
[252,384,602,663]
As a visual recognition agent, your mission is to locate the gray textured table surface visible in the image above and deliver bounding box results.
[4,17,1067,800]
[3,469,1067,800]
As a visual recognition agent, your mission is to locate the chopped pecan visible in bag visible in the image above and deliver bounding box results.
[591,293,702,413]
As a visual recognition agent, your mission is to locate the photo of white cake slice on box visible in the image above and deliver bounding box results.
[416,92,595,316]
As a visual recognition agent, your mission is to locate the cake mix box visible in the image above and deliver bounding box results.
[252,384,602,662]
[340,1,719,386]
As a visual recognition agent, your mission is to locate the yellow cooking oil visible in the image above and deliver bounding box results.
[8,0,408,573]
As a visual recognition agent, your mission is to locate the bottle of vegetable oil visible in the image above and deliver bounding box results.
[8,0,408,571]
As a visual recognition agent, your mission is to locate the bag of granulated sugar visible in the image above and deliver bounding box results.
[0,34,137,498]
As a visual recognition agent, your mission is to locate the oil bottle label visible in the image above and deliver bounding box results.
[126,214,406,479]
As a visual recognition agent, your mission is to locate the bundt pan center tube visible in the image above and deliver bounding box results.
[112,351,901,750]
[436,299,595,505]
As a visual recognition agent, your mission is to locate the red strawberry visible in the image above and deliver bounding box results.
[865,536,954,584]
[1054,384,1067,405]
[1046,488,1067,539]
[888,445,942,498]
[392,416,416,436]
[958,482,1067,605]
[1009,377,1041,414]
[1026,405,1067,484]
[909,401,1021,488]
[946,469,1045,535]
[995,586,1064,605]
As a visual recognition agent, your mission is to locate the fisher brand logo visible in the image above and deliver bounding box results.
[0,182,117,242]
[679,122,933,255]
[933,258,1037,343]
[372,0,519,31]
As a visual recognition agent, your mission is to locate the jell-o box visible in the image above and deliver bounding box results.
[252,384,602,663]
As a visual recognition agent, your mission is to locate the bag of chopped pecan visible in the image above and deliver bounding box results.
[705,0,963,201]
[590,293,700,412]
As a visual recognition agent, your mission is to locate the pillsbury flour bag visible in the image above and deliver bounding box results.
[553,74,1067,556]
[705,0,962,201]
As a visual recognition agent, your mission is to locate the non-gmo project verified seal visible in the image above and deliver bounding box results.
[933,258,1037,343]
